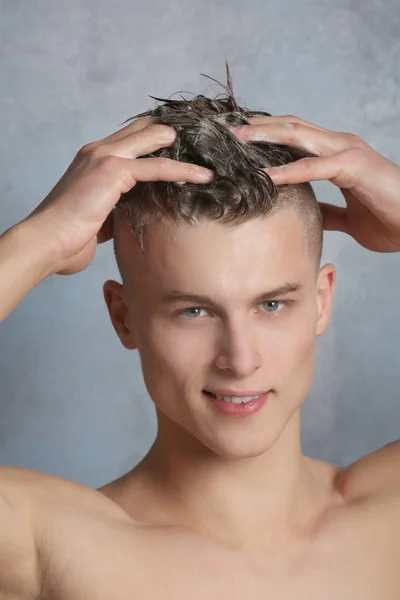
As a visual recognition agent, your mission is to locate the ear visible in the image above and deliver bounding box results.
[103,280,137,350]
[315,263,336,337]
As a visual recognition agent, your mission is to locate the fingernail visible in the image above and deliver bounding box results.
[201,169,215,180]
[250,131,277,142]
[233,128,276,143]
[264,167,282,183]
[162,128,176,141]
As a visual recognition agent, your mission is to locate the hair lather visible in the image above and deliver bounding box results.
[114,61,322,261]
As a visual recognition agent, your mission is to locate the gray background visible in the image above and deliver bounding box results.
[1,0,399,489]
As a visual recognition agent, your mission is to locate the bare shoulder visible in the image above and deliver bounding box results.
[336,439,400,501]
[0,465,132,519]
[321,442,400,596]
[0,465,133,599]
[334,441,400,576]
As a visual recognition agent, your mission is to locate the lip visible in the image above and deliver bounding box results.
[203,389,269,417]
[204,388,268,397]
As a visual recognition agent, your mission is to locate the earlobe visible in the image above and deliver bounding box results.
[103,280,137,350]
[315,264,336,337]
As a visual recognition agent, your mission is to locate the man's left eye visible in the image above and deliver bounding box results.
[261,300,286,312]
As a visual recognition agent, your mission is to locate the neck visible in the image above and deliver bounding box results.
[135,409,331,550]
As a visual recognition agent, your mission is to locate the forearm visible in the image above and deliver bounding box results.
[0,221,54,323]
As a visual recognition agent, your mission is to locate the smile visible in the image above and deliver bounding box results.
[206,391,265,404]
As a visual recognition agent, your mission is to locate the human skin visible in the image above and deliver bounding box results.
[234,115,400,253]
[0,117,214,323]
[101,110,400,547]
[1,113,400,598]
[102,205,336,547]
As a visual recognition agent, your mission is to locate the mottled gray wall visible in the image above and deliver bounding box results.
[1,0,399,488]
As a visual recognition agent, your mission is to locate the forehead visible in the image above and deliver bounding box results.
[121,208,311,298]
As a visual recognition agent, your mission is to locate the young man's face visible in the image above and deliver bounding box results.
[104,207,335,458]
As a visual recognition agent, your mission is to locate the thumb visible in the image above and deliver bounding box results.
[319,202,348,233]
[97,211,114,244]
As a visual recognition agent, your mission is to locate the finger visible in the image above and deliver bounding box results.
[265,151,361,188]
[89,124,178,160]
[98,158,214,242]
[247,115,332,133]
[124,157,215,187]
[102,115,161,143]
[318,202,348,233]
[85,116,161,150]
[235,122,363,158]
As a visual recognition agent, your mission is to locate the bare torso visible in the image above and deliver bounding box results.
[27,445,400,600]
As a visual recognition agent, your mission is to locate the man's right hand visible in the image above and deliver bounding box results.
[23,117,215,276]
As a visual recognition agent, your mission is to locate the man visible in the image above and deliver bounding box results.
[1,78,400,598]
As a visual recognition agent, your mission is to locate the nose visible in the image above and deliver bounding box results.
[214,319,262,377]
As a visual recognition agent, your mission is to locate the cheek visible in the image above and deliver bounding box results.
[288,328,317,400]
[135,317,213,396]
[266,306,317,384]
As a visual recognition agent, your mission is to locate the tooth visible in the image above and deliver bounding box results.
[213,393,264,403]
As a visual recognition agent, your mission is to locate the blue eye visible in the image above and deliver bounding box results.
[261,300,286,313]
[180,307,207,318]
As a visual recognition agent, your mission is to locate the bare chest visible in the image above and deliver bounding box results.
[43,507,399,600]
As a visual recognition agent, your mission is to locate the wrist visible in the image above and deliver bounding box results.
[6,218,59,282]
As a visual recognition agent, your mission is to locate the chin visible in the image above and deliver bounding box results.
[195,426,282,460]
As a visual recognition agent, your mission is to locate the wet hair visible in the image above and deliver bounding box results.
[113,62,323,270]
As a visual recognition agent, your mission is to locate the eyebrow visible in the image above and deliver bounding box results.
[162,282,302,307]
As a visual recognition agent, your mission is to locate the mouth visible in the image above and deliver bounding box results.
[202,389,270,416]
[203,390,267,404]
[203,389,268,404]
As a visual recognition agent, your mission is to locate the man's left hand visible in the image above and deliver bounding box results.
[233,116,400,253]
